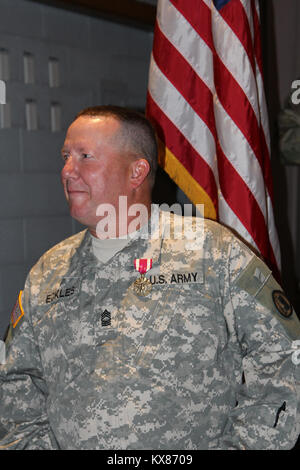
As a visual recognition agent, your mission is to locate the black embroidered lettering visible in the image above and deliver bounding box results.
[53,290,60,300]
[45,285,76,304]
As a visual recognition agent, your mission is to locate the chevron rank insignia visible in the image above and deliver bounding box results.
[101,309,111,327]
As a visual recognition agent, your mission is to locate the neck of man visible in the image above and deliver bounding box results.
[89,193,152,240]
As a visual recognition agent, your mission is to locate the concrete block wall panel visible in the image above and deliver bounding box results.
[0,0,44,38]
[24,215,73,269]
[0,0,153,337]
[42,5,91,49]
[0,34,22,81]
[0,218,24,265]
[21,130,65,173]
[0,128,21,172]
[0,173,68,217]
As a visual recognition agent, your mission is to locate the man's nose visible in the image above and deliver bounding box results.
[61,156,78,178]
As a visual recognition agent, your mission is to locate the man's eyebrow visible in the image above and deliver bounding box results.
[61,145,89,154]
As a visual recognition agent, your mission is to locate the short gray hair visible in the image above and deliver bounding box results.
[75,105,158,188]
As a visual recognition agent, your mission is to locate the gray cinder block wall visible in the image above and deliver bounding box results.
[0,0,153,338]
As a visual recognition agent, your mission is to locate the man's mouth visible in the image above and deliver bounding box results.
[67,189,88,200]
[67,185,87,194]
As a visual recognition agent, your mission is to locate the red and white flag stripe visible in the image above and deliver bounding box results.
[146,0,281,277]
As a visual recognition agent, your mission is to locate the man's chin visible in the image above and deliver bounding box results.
[69,205,87,223]
[69,206,96,229]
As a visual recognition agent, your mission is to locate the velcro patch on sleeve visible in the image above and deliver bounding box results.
[11,290,24,328]
[236,257,300,340]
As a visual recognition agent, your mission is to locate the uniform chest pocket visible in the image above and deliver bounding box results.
[170,285,227,369]
[106,284,180,374]
[110,282,226,378]
[36,276,97,358]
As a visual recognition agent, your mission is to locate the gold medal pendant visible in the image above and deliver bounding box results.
[133,258,153,297]
[133,273,152,297]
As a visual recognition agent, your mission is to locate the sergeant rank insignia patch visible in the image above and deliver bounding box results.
[101,309,111,327]
[11,290,24,328]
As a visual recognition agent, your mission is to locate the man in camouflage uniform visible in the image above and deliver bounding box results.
[0,106,299,450]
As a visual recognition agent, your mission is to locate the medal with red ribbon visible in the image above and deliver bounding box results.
[133,258,152,296]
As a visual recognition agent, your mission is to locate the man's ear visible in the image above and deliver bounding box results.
[130,158,151,189]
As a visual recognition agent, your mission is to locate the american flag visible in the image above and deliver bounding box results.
[146,0,281,278]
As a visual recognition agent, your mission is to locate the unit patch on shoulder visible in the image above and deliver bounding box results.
[11,290,24,328]
[272,290,293,318]
[235,257,300,340]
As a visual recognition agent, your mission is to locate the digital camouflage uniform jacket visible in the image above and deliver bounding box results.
[0,211,299,449]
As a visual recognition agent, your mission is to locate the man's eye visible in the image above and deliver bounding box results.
[83,154,92,159]
[62,154,69,162]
